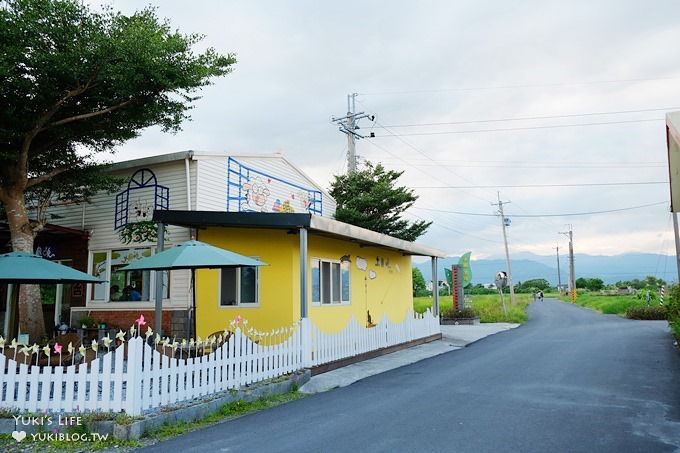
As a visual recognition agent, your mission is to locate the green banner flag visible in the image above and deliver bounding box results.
[458,252,472,287]
[444,267,452,287]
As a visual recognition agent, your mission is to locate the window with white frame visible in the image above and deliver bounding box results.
[219,266,259,306]
[90,248,169,302]
[311,258,350,305]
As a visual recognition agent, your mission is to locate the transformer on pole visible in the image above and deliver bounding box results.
[331,93,375,174]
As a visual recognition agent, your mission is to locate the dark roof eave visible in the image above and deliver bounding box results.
[153,211,312,229]
[153,210,445,258]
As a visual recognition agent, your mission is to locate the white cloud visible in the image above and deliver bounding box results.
[86,0,680,262]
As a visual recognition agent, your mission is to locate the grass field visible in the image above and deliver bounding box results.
[563,292,652,315]
[413,291,653,324]
[413,293,531,324]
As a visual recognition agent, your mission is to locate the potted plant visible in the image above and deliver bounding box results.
[79,316,97,329]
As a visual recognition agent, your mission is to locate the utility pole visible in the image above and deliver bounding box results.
[560,226,576,302]
[492,193,516,305]
[554,245,562,290]
[673,214,680,283]
[331,93,375,174]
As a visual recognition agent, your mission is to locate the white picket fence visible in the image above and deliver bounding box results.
[0,310,439,415]
[308,309,440,366]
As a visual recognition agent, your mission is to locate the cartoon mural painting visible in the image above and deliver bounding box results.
[241,176,271,212]
[296,191,311,211]
[272,199,295,213]
[227,157,324,215]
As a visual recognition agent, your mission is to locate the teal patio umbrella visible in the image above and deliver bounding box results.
[0,252,103,339]
[0,252,102,284]
[120,240,266,338]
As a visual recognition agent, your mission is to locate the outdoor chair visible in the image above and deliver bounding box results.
[0,345,37,371]
[38,332,81,367]
[155,342,177,364]
[205,330,232,355]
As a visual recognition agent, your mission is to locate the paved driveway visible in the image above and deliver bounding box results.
[138,299,680,452]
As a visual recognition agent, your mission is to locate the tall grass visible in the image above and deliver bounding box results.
[414,293,530,324]
[563,293,652,315]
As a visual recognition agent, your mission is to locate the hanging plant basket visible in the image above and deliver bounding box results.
[119,221,166,244]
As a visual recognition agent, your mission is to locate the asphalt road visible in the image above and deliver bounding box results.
[138,299,680,452]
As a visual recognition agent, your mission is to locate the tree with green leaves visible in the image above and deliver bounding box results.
[412,267,428,296]
[575,277,605,292]
[0,0,235,340]
[517,278,551,292]
[329,161,431,241]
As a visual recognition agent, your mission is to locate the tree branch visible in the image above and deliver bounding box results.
[19,82,95,179]
[46,98,135,128]
[26,167,69,189]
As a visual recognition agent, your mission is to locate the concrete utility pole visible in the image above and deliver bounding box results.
[554,245,562,290]
[560,226,576,301]
[493,194,516,305]
[331,93,375,174]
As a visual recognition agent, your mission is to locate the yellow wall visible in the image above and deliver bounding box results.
[194,227,414,337]
[307,236,413,333]
[196,228,298,337]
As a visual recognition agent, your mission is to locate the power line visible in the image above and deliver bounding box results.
[358,76,680,96]
[379,107,680,128]
[363,120,498,203]
[412,201,668,217]
[412,181,666,189]
[377,159,664,169]
[373,118,662,137]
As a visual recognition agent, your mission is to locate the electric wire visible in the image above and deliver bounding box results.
[412,181,666,189]
[379,107,680,128]
[372,118,662,137]
[411,200,668,217]
[357,75,680,96]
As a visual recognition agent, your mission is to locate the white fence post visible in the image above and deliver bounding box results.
[0,311,439,416]
[125,337,142,416]
[300,318,313,369]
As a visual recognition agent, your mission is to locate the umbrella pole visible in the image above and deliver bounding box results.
[154,222,165,336]
[192,268,197,340]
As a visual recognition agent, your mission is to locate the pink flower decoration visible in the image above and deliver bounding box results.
[136,314,146,327]
[54,343,62,354]
[235,315,242,323]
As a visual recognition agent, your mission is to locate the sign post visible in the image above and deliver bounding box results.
[494,271,508,316]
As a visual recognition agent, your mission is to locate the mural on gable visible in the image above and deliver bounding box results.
[227,157,323,215]
[241,176,271,212]
[114,168,169,244]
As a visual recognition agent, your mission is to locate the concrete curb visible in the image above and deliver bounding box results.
[1,370,310,441]
[111,369,310,440]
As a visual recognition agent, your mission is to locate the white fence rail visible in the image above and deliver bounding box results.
[309,310,439,366]
[0,327,303,416]
[0,310,439,415]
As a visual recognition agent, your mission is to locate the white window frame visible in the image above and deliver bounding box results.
[88,247,168,305]
[310,257,351,305]
[218,265,260,307]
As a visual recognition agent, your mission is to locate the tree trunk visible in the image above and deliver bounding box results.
[3,190,46,343]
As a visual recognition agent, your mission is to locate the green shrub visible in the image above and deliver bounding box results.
[666,285,680,340]
[625,306,666,320]
[441,307,477,319]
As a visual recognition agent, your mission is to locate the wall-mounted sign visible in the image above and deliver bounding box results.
[72,283,84,297]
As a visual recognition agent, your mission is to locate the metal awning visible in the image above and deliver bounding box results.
[153,211,444,258]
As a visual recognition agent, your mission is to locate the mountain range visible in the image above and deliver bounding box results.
[414,252,679,286]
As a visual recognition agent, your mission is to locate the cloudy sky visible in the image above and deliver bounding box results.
[90,0,680,263]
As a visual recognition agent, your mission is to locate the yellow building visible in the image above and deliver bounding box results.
[154,211,444,337]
